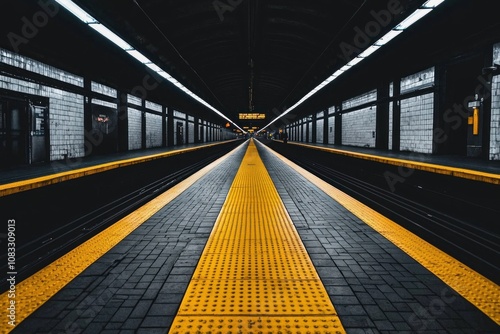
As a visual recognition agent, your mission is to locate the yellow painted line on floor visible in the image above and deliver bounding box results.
[288,141,500,185]
[169,139,345,334]
[0,142,245,334]
[0,140,240,197]
[260,141,500,326]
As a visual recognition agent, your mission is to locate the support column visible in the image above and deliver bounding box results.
[335,105,342,145]
[141,100,146,150]
[392,80,401,152]
[117,91,128,152]
[167,107,174,147]
[376,83,389,150]
[324,109,329,144]
[162,105,167,147]
[311,113,317,143]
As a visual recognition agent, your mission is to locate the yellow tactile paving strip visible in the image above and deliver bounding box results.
[260,141,500,326]
[0,140,239,197]
[289,141,500,185]
[0,144,242,334]
[169,139,345,334]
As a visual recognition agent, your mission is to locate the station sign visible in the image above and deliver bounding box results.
[239,113,266,120]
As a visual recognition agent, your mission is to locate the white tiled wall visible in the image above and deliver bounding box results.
[188,121,195,144]
[127,94,142,107]
[342,107,376,147]
[146,100,162,113]
[91,82,117,98]
[0,47,224,165]
[145,112,162,148]
[316,118,324,143]
[490,43,500,160]
[91,99,116,109]
[400,93,434,154]
[400,67,435,94]
[128,108,142,150]
[490,76,500,160]
[328,116,335,144]
[0,75,85,160]
[50,90,85,160]
[342,89,377,109]
[398,67,435,154]
[1,49,84,87]
[174,110,186,118]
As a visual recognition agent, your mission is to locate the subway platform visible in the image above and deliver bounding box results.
[0,140,242,190]
[2,139,499,334]
[277,141,500,184]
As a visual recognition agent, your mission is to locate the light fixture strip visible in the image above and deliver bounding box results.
[374,29,403,46]
[358,45,381,58]
[422,0,445,8]
[55,0,96,23]
[55,0,246,134]
[89,24,133,50]
[346,56,364,67]
[258,0,447,133]
[394,8,432,30]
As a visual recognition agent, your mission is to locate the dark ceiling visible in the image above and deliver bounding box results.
[2,0,500,130]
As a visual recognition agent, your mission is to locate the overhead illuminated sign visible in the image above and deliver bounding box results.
[239,113,266,120]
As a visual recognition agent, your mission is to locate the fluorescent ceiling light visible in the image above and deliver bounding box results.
[422,0,445,8]
[258,1,447,134]
[55,0,96,23]
[395,8,432,30]
[55,0,247,134]
[329,70,343,80]
[358,45,380,58]
[126,50,152,64]
[315,82,327,90]
[156,71,177,84]
[89,24,133,50]
[165,77,179,85]
[374,29,403,46]
[339,64,351,72]
[323,77,334,84]
[155,71,170,80]
[145,63,162,73]
[346,56,364,67]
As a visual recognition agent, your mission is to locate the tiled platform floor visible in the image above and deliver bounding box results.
[7,140,499,334]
